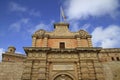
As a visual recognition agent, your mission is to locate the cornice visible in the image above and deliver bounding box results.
[100,48,120,53]
[50,48,76,53]
[24,47,51,54]
[2,53,26,58]
[75,34,92,39]
[76,47,102,52]
[23,47,103,54]
[54,22,69,27]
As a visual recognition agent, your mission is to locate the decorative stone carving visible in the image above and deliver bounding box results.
[54,74,73,80]
[79,30,88,37]
[78,30,92,39]
[33,29,46,38]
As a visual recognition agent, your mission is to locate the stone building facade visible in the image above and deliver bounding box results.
[1,22,120,80]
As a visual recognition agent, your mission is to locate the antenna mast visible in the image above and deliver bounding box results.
[60,6,66,22]
[60,7,62,22]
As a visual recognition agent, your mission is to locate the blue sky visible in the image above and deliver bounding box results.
[0,0,120,60]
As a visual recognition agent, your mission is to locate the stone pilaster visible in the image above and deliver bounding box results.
[22,47,49,80]
[46,62,49,80]
[32,36,36,47]
[88,37,93,47]
[38,61,46,80]
[80,60,98,80]
[43,35,49,47]
[75,35,82,47]
[77,37,82,47]
[22,60,32,80]
[77,48,105,80]
[31,60,40,80]
[77,62,81,80]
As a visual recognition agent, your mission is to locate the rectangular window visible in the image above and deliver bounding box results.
[60,42,65,49]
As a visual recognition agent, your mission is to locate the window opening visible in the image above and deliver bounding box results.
[111,57,114,61]
[116,57,119,61]
[60,42,65,49]
[10,49,12,52]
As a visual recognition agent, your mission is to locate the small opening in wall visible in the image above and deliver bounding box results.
[60,42,65,49]
[116,57,119,61]
[111,57,114,61]
[10,49,12,52]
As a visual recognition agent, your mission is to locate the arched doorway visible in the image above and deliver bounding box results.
[54,74,73,80]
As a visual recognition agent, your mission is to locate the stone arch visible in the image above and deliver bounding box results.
[51,72,76,80]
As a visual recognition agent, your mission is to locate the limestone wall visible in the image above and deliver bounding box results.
[48,39,77,48]
[102,62,120,80]
[0,62,25,80]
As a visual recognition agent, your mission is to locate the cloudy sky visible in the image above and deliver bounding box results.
[0,0,120,61]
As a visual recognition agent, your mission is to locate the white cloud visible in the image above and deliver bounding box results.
[81,24,91,30]
[9,18,29,32]
[65,0,120,20]
[9,2,40,17]
[69,21,80,32]
[92,25,120,48]
[69,20,91,32]
[9,2,27,12]
[28,20,55,33]
[0,48,5,61]
[29,9,41,17]
[33,23,50,33]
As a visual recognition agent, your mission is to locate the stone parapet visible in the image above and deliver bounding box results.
[2,53,26,62]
